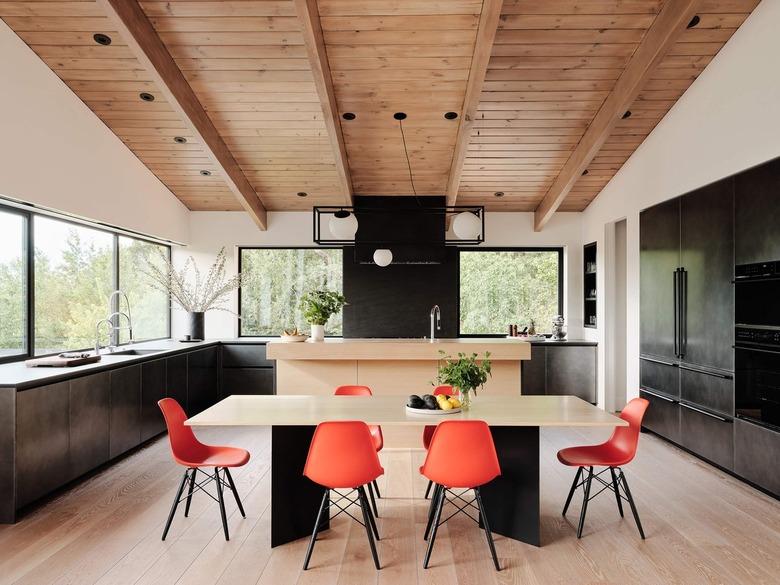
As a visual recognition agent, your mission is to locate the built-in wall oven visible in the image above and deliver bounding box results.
[735,260,780,430]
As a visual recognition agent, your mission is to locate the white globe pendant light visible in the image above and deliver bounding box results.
[329,210,358,240]
[452,211,482,240]
[373,248,393,267]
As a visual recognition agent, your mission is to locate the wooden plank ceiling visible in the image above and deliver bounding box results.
[0,0,761,223]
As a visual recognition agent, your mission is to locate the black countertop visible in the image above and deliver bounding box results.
[528,338,598,346]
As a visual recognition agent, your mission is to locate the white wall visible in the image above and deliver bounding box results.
[174,210,584,339]
[580,0,780,405]
[0,20,189,243]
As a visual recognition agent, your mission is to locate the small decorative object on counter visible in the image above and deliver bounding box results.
[299,290,347,342]
[528,319,537,336]
[140,247,243,341]
[280,327,308,343]
[551,315,567,341]
[435,351,492,410]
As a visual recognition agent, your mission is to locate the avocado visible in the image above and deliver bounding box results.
[407,395,424,409]
[423,395,439,410]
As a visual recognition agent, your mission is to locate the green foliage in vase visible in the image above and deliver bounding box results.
[435,351,492,395]
[299,290,347,325]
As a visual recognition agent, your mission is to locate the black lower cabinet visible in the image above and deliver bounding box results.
[188,346,219,415]
[640,357,679,399]
[679,402,734,471]
[222,368,274,395]
[166,354,188,411]
[141,359,167,441]
[16,382,70,507]
[520,344,597,403]
[109,365,141,458]
[520,345,546,396]
[640,390,681,444]
[734,419,780,496]
[69,372,110,478]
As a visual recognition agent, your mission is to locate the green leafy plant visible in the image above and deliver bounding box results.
[435,351,492,395]
[299,290,347,325]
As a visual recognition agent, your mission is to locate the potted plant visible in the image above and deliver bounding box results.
[299,290,347,342]
[140,247,243,341]
[435,351,492,410]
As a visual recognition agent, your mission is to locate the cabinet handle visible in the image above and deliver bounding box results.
[641,356,678,367]
[678,364,733,380]
[640,388,677,403]
[680,402,732,422]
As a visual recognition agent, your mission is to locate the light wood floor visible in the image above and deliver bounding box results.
[1,425,778,585]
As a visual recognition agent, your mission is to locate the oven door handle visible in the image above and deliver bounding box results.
[735,344,780,355]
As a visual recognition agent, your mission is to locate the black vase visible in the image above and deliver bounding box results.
[187,312,205,340]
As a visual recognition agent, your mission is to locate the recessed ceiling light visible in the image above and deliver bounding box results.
[622,110,632,119]
[199,170,212,176]
[687,15,700,28]
[173,136,187,144]
[494,191,505,198]
[582,169,589,176]
[297,191,308,198]
[139,92,155,102]
[93,33,112,46]
[393,112,407,121]
[342,112,356,120]
[444,112,458,120]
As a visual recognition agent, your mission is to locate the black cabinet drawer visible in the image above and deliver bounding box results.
[222,343,271,368]
[680,402,733,471]
[546,346,596,403]
[679,366,733,416]
[640,390,680,444]
[188,347,219,415]
[640,357,679,399]
[109,365,141,458]
[141,359,167,442]
[222,368,275,396]
[166,354,188,412]
[734,418,780,497]
[16,382,70,507]
[69,373,110,478]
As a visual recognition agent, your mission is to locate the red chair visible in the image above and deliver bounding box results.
[158,398,250,541]
[557,397,650,539]
[303,421,384,570]
[421,420,501,570]
[422,385,453,499]
[334,385,383,515]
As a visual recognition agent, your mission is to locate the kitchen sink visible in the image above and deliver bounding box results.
[109,348,165,356]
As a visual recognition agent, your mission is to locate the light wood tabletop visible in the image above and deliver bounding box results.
[186,394,626,428]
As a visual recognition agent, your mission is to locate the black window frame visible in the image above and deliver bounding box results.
[0,201,171,363]
[457,247,564,338]
[238,245,344,338]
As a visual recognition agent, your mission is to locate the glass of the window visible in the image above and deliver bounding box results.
[118,236,170,343]
[0,209,27,359]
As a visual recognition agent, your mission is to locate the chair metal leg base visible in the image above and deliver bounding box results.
[576,466,594,539]
[162,469,190,541]
[215,467,230,541]
[562,466,582,517]
[303,490,330,570]
[358,486,381,570]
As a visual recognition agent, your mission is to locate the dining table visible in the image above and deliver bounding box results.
[186,394,627,548]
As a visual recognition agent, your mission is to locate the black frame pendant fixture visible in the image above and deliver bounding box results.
[312,205,486,246]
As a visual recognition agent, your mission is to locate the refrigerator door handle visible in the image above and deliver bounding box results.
[680,267,687,359]
[673,268,680,358]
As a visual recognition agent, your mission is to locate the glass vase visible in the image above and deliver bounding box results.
[458,389,472,410]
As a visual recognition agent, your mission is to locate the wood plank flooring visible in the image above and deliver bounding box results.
[1,425,778,585]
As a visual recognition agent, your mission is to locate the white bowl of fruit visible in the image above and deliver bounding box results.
[280,328,308,343]
[405,393,462,415]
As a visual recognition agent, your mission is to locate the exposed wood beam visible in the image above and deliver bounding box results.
[96,0,268,230]
[533,0,701,231]
[446,0,504,208]
[293,0,353,206]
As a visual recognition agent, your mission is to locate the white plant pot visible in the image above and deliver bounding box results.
[310,324,325,342]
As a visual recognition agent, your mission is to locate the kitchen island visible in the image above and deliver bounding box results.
[266,338,531,447]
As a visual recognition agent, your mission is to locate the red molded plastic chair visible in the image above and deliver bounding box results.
[334,385,383,514]
[420,420,501,570]
[303,421,384,570]
[158,398,250,541]
[422,385,453,499]
[557,397,649,539]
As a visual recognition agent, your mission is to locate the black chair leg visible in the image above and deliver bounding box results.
[215,467,230,541]
[367,481,380,518]
[184,468,197,517]
[372,479,381,499]
[576,466,593,538]
[609,467,624,518]
[303,490,330,570]
[562,466,583,516]
[424,479,433,500]
[423,486,445,569]
[224,468,246,518]
[619,470,645,539]
[357,486,381,570]
[162,469,190,541]
[424,484,441,541]
[474,488,500,571]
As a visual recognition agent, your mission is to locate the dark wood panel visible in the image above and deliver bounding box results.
[734,418,780,497]
[0,388,14,522]
[734,157,780,265]
[187,346,220,415]
[222,368,275,396]
[166,354,188,413]
[69,372,110,478]
[221,343,271,367]
[141,359,167,441]
[545,345,596,403]
[520,345,546,395]
[109,365,141,458]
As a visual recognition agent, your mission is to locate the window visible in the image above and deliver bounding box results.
[459,249,563,335]
[0,208,27,360]
[0,201,171,361]
[239,248,343,336]
[119,236,170,343]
